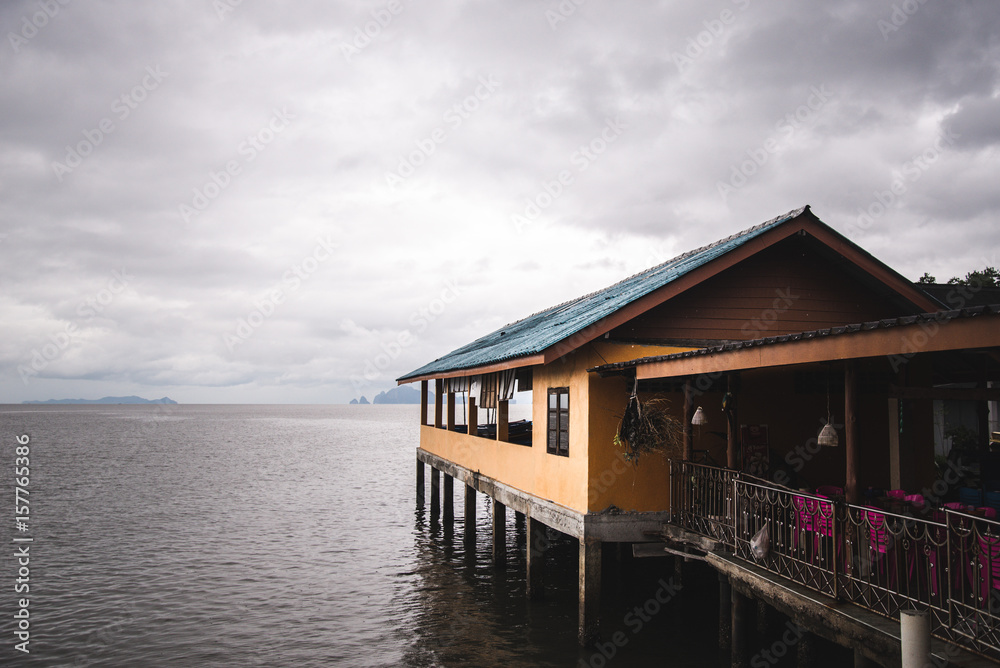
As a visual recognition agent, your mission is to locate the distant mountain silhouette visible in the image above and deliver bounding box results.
[23,396,177,405]
[373,386,421,404]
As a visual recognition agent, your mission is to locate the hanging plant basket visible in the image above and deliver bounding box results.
[613,394,684,464]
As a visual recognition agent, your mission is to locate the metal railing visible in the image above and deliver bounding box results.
[733,479,839,599]
[670,463,1000,660]
[669,460,736,544]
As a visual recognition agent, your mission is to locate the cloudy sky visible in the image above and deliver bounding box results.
[1,0,998,404]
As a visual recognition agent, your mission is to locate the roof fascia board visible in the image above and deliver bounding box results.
[397,353,546,385]
[632,315,1000,379]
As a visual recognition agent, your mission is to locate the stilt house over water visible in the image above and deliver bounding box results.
[398,206,1000,664]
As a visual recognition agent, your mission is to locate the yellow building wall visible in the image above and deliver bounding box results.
[418,341,693,515]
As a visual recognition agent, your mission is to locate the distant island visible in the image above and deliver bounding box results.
[350,386,426,405]
[23,396,178,405]
[349,387,516,405]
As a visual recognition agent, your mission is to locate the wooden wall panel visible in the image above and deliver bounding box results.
[610,237,915,343]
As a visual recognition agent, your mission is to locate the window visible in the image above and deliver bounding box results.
[547,388,569,456]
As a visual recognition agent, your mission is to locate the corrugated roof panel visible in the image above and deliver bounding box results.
[397,206,810,382]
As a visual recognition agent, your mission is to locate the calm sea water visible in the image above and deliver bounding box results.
[0,404,733,667]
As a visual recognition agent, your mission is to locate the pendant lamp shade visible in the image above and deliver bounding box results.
[691,406,707,426]
[818,422,839,447]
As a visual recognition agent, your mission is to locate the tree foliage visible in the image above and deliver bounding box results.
[919,267,999,287]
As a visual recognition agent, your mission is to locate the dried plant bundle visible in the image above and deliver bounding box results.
[614,395,684,464]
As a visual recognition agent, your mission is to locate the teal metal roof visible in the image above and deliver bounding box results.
[397,206,811,382]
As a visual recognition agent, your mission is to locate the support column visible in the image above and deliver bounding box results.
[443,474,454,523]
[464,484,476,543]
[497,399,508,442]
[468,397,478,438]
[854,650,879,668]
[888,396,901,490]
[901,610,930,668]
[526,516,546,601]
[420,380,428,426]
[434,379,444,428]
[797,630,816,668]
[430,467,440,520]
[492,498,506,568]
[845,361,860,504]
[579,538,601,646]
[416,458,425,507]
[732,589,752,668]
[718,574,732,658]
[683,379,693,461]
[726,372,740,470]
[756,599,771,636]
[446,391,456,431]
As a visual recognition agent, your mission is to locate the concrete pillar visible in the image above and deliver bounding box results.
[854,650,879,668]
[430,467,440,520]
[732,589,752,668]
[492,499,506,568]
[901,610,930,668]
[527,516,546,601]
[719,574,732,655]
[443,474,454,523]
[464,484,476,544]
[797,630,816,668]
[757,599,771,636]
[416,458,425,507]
[579,537,601,646]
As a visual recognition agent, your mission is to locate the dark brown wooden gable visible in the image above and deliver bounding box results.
[609,235,921,344]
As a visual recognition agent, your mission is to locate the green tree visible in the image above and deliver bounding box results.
[946,266,999,288]
[917,272,936,284]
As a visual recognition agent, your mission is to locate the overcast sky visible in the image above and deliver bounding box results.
[1,0,998,404]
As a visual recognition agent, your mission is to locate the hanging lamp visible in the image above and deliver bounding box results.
[818,374,838,447]
[691,406,707,425]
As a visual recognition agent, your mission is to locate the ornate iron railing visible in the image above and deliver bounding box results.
[733,479,839,599]
[669,460,736,544]
[670,465,1000,660]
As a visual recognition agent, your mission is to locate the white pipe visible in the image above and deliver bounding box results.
[900,609,930,668]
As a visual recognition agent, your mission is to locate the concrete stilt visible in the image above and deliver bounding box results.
[757,599,772,636]
[492,498,506,568]
[719,574,732,657]
[527,516,546,601]
[797,630,816,668]
[430,467,440,520]
[464,484,476,544]
[416,459,424,507]
[578,537,601,646]
[732,589,752,668]
[443,473,454,523]
[853,649,879,668]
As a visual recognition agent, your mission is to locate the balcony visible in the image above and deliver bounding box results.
[670,460,1000,662]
